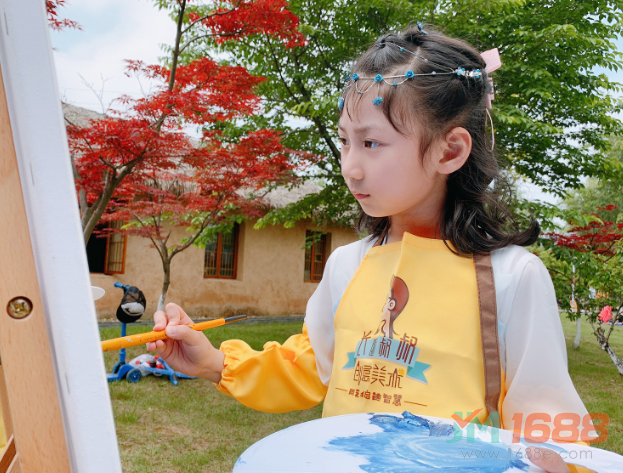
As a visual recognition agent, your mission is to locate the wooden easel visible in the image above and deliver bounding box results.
[0,1,123,471]
[0,63,72,472]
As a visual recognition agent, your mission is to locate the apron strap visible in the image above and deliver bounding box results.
[473,253,501,417]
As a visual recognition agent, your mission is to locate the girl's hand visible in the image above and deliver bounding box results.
[525,447,570,473]
[147,303,225,383]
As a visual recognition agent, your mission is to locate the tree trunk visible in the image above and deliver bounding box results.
[82,168,131,243]
[604,344,623,376]
[158,255,171,312]
[83,199,109,244]
[590,322,623,376]
[572,318,581,349]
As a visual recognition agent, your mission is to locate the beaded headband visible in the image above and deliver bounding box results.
[338,45,501,111]
[338,41,502,151]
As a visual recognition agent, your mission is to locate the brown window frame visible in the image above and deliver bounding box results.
[304,231,329,283]
[103,221,127,275]
[86,221,127,275]
[203,224,239,280]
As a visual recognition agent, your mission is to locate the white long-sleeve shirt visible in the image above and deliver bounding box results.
[304,236,589,429]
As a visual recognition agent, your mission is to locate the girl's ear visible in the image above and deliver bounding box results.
[436,127,472,175]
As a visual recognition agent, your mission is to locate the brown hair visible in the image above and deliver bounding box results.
[340,24,539,255]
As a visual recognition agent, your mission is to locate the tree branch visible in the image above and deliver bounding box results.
[181,0,243,34]
[167,0,187,93]
[178,29,251,55]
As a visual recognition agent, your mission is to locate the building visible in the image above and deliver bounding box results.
[89,213,358,320]
[63,100,361,318]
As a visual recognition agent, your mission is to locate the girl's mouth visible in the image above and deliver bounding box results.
[352,192,370,200]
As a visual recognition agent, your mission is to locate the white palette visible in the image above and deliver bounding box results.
[235,412,623,473]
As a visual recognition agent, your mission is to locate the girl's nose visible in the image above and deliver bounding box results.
[341,149,364,182]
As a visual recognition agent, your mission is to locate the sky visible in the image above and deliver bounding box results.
[51,0,175,112]
[50,0,623,205]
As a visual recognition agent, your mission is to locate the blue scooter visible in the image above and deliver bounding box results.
[107,282,195,386]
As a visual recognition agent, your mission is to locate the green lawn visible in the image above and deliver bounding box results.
[103,316,623,472]
[102,323,322,473]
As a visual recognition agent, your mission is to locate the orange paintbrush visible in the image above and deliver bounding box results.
[101,315,247,352]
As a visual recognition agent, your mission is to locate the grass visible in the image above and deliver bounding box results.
[102,322,322,473]
[103,316,623,472]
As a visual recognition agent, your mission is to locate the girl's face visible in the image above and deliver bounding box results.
[338,98,449,230]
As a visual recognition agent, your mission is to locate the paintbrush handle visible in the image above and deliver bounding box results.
[101,315,247,352]
[101,330,167,352]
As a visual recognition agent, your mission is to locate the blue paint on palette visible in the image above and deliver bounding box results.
[326,412,529,473]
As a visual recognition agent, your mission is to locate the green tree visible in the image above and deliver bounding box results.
[540,209,623,375]
[183,0,623,229]
[565,136,623,222]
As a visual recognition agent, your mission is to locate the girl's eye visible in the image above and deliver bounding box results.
[364,140,380,149]
[339,137,350,146]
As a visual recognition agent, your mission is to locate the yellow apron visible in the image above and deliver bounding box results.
[323,233,504,426]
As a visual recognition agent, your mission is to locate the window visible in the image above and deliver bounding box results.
[204,224,239,279]
[105,221,126,274]
[85,221,127,274]
[304,231,330,282]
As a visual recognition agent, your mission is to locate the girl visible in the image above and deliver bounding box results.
[149,25,589,473]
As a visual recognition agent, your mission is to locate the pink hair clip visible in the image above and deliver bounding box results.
[480,48,501,110]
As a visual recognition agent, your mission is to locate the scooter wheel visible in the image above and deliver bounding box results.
[127,368,142,383]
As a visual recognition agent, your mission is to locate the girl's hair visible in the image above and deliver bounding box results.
[340,24,539,255]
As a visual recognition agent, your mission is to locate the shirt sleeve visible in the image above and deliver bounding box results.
[304,248,339,386]
[305,237,376,385]
[502,257,590,432]
[215,324,328,413]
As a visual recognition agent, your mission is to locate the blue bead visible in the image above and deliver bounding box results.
[405,70,414,78]
[374,74,383,82]
[393,82,397,86]
[372,97,383,106]
[353,73,359,81]
[344,75,351,81]
[337,97,344,110]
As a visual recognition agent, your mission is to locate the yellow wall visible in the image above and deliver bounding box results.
[91,220,359,320]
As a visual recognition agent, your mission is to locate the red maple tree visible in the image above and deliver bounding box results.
[547,206,623,257]
[66,0,305,242]
[103,129,312,309]
[46,0,81,31]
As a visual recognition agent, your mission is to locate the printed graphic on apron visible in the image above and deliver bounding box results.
[342,275,431,385]
[376,275,409,339]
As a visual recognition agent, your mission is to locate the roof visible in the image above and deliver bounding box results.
[260,181,321,208]
[62,103,103,127]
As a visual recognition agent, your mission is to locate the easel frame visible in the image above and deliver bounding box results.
[0,1,122,471]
